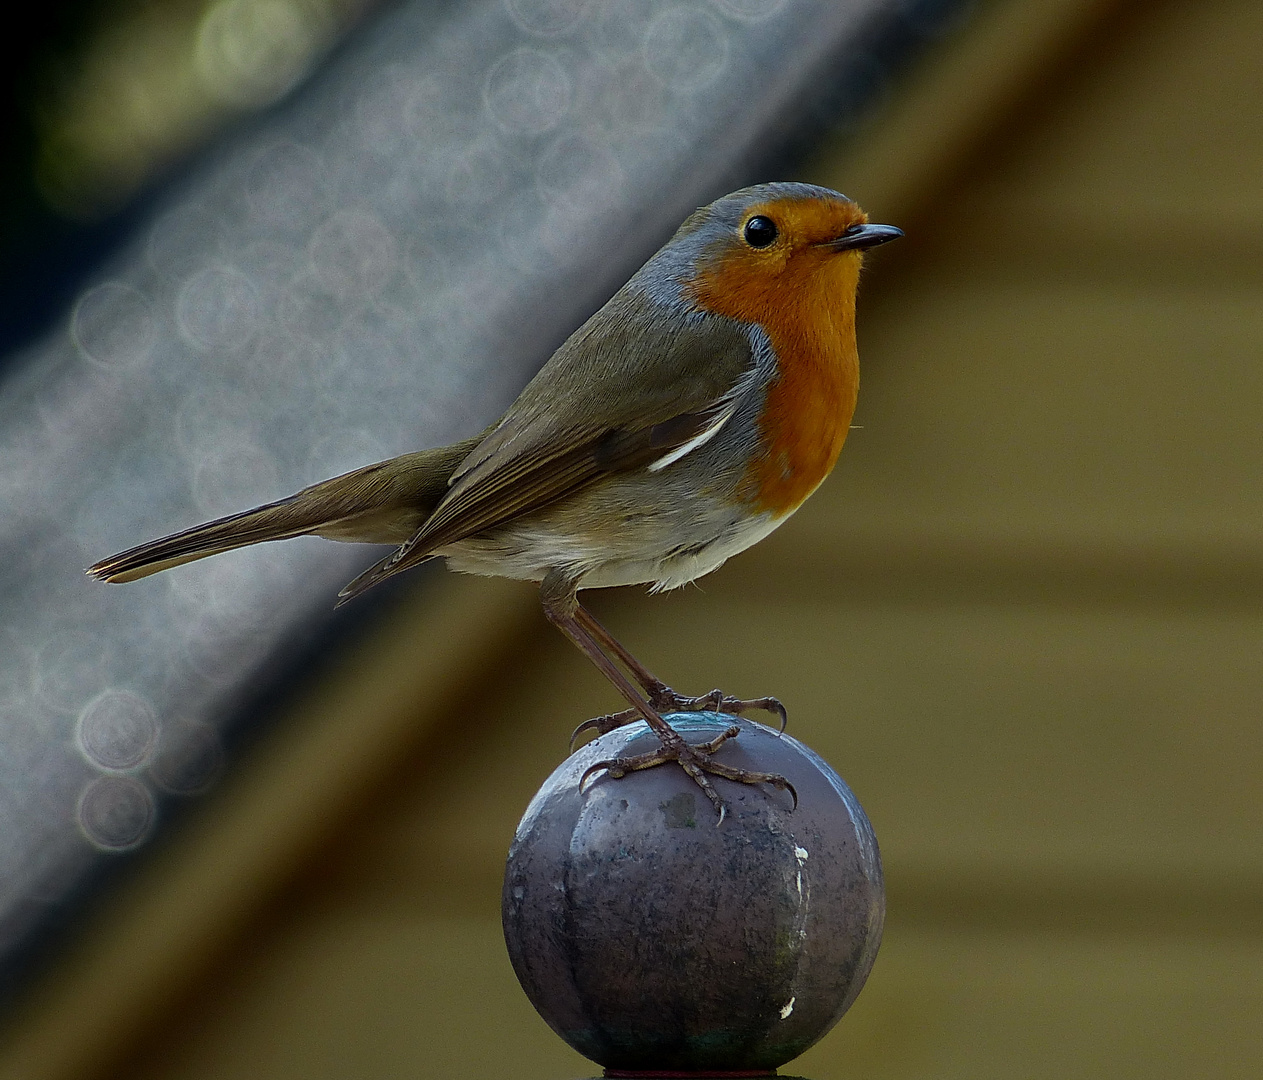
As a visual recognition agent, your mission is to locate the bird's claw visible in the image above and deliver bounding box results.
[649,687,787,734]
[579,723,795,819]
[716,694,787,734]
[569,708,640,752]
[570,690,788,751]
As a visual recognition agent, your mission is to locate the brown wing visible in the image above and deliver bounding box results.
[89,437,483,583]
[336,288,762,602]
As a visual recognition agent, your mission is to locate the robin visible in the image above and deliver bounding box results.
[90,182,901,816]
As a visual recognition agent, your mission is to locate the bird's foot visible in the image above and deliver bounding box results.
[649,686,789,733]
[568,687,786,750]
[579,723,797,822]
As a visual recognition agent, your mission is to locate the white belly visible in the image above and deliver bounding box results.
[442,501,785,592]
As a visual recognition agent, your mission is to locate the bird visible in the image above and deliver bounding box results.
[89,182,901,816]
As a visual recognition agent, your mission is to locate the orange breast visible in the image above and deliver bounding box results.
[690,247,861,517]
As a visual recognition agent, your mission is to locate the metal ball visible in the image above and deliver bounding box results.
[502,712,884,1074]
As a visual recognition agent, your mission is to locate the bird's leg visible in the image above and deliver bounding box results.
[541,571,795,817]
[568,602,788,747]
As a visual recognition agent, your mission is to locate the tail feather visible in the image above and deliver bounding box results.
[88,493,332,583]
[88,438,479,585]
[335,544,431,607]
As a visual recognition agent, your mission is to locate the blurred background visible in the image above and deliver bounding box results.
[0,1,1260,1078]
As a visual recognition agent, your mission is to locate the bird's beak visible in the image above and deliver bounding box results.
[819,222,904,252]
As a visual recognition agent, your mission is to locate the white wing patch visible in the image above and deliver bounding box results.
[646,402,736,473]
[645,319,773,476]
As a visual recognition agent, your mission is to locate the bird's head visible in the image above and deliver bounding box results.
[643,183,902,325]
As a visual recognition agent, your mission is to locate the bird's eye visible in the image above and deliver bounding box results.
[743,216,778,248]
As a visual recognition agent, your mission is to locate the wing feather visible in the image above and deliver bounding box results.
[337,287,769,602]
